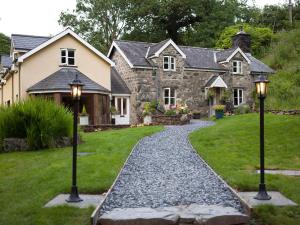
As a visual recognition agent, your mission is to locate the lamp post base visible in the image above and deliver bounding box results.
[254,184,271,200]
[66,186,83,202]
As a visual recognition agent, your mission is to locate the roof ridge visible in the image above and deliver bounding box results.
[115,39,154,45]
[11,34,51,38]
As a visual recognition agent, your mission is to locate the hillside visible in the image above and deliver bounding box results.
[262,27,300,110]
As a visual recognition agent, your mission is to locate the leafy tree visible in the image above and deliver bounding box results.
[216,24,273,57]
[59,0,129,53]
[0,33,10,55]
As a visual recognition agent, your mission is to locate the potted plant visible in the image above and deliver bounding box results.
[110,106,117,124]
[213,105,225,119]
[143,102,152,124]
[79,105,89,125]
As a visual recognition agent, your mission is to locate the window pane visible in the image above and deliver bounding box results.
[163,57,169,69]
[61,50,66,56]
[68,58,75,65]
[239,89,243,103]
[170,88,175,97]
[164,88,170,98]
[234,97,238,106]
[170,97,175,105]
[61,56,66,64]
[68,50,75,57]
[234,89,238,98]
[123,98,127,115]
[117,98,121,114]
[164,98,169,105]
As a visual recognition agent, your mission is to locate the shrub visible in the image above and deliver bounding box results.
[164,109,177,116]
[234,104,251,114]
[213,105,225,112]
[0,98,73,150]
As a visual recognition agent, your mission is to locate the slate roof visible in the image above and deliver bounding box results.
[0,55,12,68]
[11,34,50,51]
[111,68,131,94]
[205,75,218,87]
[147,39,170,57]
[111,39,274,74]
[27,68,109,93]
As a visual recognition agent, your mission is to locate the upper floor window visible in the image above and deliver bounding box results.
[61,49,75,66]
[232,60,242,74]
[163,56,175,71]
[233,88,243,106]
[164,88,176,106]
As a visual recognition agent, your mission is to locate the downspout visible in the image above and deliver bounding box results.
[12,72,14,103]
[18,64,21,101]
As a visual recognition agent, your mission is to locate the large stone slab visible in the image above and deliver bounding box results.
[238,192,297,208]
[99,204,249,225]
[256,169,300,176]
[44,194,105,209]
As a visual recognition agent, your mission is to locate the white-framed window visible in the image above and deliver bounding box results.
[164,88,176,105]
[115,97,127,116]
[61,49,75,66]
[163,56,175,71]
[232,60,242,74]
[233,88,243,106]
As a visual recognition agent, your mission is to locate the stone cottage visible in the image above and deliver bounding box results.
[108,29,274,124]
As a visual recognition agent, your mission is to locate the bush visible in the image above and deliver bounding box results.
[164,109,177,116]
[0,98,73,150]
[234,104,251,114]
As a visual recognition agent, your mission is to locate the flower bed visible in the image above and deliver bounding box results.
[152,114,191,125]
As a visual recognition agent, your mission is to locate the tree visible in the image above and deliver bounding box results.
[0,33,10,55]
[216,24,274,57]
[59,0,129,53]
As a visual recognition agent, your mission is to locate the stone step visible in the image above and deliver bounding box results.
[98,204,249,225]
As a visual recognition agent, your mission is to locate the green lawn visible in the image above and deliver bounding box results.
[0,126,163,225]
[190,113,300,225]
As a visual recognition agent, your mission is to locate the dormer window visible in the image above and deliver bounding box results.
[232,60,242,74]
[163,56,175,71]
[61,49,75,66]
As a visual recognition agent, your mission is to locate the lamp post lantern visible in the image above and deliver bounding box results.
[66,74,84,202]
[254,75,271,200]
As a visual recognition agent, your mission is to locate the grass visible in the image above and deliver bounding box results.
[190,113,300,225]
[0,125,163,225]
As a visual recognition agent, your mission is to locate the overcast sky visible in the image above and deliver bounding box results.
[0,0,290,37]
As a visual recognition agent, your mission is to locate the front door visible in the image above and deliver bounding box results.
[114,97,130,125]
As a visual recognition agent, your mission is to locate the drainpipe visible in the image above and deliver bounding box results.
[18,64,21,101]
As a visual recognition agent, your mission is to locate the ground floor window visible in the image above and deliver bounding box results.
[164,88,176,106]
[233,88,243,106]
[114,97,127,116]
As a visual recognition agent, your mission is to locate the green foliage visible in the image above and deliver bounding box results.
[0,125,163,225]
[0,33,10,55]
[190,114,300,225]
[110,106,117,115]
[164,109,177,116]
[234,104,251,114]
[263,27,300,110]
[216,23,273,57]
[0,98,73,150]
[213,104,225,112]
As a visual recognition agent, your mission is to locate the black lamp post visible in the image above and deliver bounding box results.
[254,75,271,200]
[66,74,84,202]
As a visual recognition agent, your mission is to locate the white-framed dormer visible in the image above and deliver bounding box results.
[232,60,242,74]
[60,48,76,66]
[163,56,176,71]
[149,39,186,59]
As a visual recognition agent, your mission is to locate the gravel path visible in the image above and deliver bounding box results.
[100,120,244,215]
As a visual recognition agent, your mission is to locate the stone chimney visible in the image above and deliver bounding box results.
[232,26,251,53]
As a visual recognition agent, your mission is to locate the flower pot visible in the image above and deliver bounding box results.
[215,111,224,119]
[143,115,152,125]
[79,115,89,125]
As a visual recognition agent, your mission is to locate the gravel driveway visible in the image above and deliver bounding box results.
[99,120,244,215]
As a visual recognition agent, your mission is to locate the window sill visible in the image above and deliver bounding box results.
[59,65,78,68]
[232,72,243,75]
[163,69,176,72]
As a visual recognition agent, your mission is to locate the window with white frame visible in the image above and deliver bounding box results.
[163,56,175,71]
[232,60,242,74]
[233,88,243,106]
[164,88,176,105]
[61,49,75,66]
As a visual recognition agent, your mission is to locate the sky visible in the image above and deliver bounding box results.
[0,0,290,37]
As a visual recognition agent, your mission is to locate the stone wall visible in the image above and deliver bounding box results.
[152,114,191,125]
[111,45,256,123]
[266,109,300,115]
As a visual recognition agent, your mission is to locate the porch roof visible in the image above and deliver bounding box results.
[111,67,131,95]
[27,68,110,94]
[205,75,228,88]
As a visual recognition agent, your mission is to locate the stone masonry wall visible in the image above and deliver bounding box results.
[111,45,256,123]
